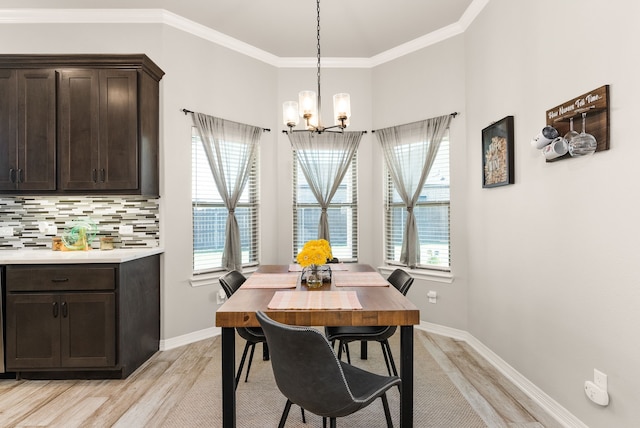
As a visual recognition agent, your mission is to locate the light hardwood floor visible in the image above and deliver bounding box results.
[0,331,562,427]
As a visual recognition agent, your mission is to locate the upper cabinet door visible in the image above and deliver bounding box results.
[0,69,18,191]
[98,69,138,191]
[17,69,57,191]
[58,69,101,190]
[0,69,56,191]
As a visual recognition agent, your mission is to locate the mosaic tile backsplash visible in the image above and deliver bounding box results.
[0,196,159,250]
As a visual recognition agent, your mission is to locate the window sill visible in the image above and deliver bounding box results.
[190,265,258,287]
[377,265,453,284]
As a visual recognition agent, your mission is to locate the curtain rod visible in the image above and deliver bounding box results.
[181,108,271,132]
[371,112,459,133]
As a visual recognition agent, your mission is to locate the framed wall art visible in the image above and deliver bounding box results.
[482,115,514,188]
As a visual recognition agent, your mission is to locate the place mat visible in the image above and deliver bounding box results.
[267,291,362,310]
[288,264,303,272]
[333,271,390,287]
[241,273,299,289]
[288,263,349,272]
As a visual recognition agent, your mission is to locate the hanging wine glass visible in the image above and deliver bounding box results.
[569,112,597,156]
[564,116,579,145]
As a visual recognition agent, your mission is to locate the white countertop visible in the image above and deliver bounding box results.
[0,247,164,264]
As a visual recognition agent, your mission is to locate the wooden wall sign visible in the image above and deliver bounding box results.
[545,85,609,161]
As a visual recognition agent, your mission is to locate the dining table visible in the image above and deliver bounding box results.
[215,264,420,427]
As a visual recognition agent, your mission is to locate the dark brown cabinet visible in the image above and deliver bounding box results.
[4,254,160,378]
[58,69,139,191]
[0,69,56,191]
[0,54,164,196]
[6,292,116,369]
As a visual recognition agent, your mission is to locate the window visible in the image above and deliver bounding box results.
[192,128,259,273]
[293,150,358,261]
[385,133,450,270]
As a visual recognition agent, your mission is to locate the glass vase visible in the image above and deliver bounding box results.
[305,264,323,288]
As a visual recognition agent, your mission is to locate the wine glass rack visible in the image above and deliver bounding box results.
[544,85,610,162]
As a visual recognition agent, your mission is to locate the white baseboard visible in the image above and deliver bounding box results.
[417,321,587,428]
[159,326,220,351]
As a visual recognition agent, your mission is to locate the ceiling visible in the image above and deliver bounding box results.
[0,0,477,58]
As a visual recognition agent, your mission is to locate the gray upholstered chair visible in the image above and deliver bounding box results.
[219,270,268,388]
[325,268,414,376]
[256,310,401,428]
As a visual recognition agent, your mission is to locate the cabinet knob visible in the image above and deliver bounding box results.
[61,301,68,318]
[92,169,98,183]
[9,168,15,183]
[53,301,59,318]
[51,278,69,283]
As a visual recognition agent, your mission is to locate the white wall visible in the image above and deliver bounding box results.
[462,1,640,426]
[158,26,278,339]
[372,35,470,330]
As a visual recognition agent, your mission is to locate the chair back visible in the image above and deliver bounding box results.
[219,270,246,298]
[256,311,356,417]
[387,268,414,296]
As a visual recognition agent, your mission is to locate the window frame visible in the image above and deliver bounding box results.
[191,127,260,275]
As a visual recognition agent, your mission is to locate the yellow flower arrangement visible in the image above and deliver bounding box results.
[296,239,332,268]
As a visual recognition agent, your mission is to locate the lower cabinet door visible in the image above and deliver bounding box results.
[6,292,116,370]
[61,293,116,368]
[6,293,61,369]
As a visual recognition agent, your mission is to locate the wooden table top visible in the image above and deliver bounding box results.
[215,264,420,328]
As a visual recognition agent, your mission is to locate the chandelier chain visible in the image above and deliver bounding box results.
[316,0,322,124]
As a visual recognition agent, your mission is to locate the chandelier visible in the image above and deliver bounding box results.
[282,0,351,133]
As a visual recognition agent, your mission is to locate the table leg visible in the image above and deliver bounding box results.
[360,341,368,360]
[400,325,414,428]
[222,327,236,428]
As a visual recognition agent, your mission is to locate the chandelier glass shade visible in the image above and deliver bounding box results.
[283,0,351,133]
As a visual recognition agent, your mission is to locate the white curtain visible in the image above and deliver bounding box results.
[192,113,261,272]
[375,115,452,268]
[288,131,362,242]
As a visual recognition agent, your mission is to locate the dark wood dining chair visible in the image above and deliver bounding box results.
[256,311,400,428]
[325,268,414,376]
[219,270,268,388]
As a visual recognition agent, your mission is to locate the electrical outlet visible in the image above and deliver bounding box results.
[0,226,14,237]
[427,290,437,304]
[119,225,134,235]
[39,222,57,235]
[585,369,609,406]
[594,369,608,391]
[216,289,227,304]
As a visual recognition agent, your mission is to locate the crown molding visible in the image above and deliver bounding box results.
[369,21,465,67]
[0,8,164,24]
[276,57,372,69]
[459,0,491,30]
[0,0,489,68]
